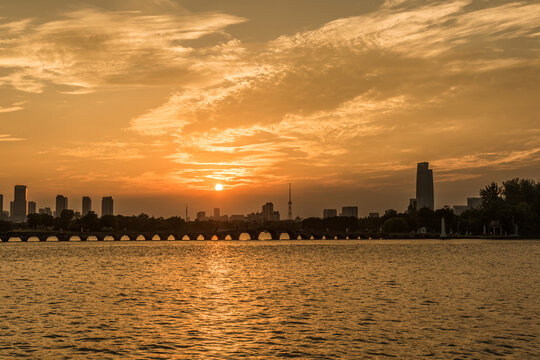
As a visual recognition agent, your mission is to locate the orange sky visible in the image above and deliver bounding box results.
[1,0,539,217]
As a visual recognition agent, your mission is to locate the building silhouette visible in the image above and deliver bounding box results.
[369,212,380,218]
[101,196,114,216]
[323,209,337,219]
[28,201,37,214]
[214,208,220,218]
[416,162,434,210]
[0,194,3,215]
[13,185,27,222]
[82,196,92,216]
[39,207,52,216]
[341,206,358,218]
[55,195,68,217]
[196,211,206,221]
[262,202,280,221]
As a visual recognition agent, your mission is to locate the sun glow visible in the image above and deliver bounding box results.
[215,183,224,191]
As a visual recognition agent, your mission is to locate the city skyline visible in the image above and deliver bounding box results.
[1,0,539,218]
[0,161,484,221]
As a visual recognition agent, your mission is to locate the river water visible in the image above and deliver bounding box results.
[0,240,538,359]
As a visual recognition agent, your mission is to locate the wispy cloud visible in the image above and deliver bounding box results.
[0,101,25,113]
[0,134,25,142]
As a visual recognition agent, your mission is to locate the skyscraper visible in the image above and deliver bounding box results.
[214,208,220,218]
[82,196,92,216]
[416,162,434,210]
[102,196,114,216]
[28,201,37,214]
[55,195,68,217]
[13,185,27,222]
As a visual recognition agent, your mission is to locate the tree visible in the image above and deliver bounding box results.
[381,217,409,233]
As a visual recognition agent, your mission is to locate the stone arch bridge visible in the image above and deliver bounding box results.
[0,229,396,242]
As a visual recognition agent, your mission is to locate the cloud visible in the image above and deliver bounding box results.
[0,134,25,142]
[0,8,246,93]
[125,1,540,189]
[0,101,25,113]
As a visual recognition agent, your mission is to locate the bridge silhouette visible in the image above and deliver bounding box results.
[0,228,402,242]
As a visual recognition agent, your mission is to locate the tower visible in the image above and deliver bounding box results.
[55,195,68,217]
[13,185,27,222]
[416,162,434,210]
[288,183,293,221]
[101,196,114,216]
[82,196,92,216]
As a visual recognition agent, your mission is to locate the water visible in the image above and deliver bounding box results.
[0,240,538,359]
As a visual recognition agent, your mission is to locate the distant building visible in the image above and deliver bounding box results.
[247,212,263,223]
[101,196,114,216]
[323,209,337,219]
[416,162,434,210]
[408,198,417,213]
[0,211,8,221]
[0,194,3,215]
[196,211,207,221]
[10,201,14,219]
[467,197,482,209]
[39,207,53,216]
[341,206,358,218]
[369,212,380,218]
[385,209,398,216]
[28,201,37,214]
[55,195,68,217]
[262,202,274,221]
[229,215,246,222]
[82,196,92,216]
[214,208,220,219]
[13,185,27,222]
[453,205,469,216]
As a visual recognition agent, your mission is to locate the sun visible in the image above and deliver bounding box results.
[215,183,224,191]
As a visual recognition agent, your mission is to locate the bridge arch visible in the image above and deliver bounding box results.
[279,232,290,240]
[8,237,22,242]
[196,234,205,241]
[310,235,315,240]
[136,235,146,241]
[69,236,81,242]
[239,232,251,241]
[152,235,161,241]
[181,235,190,241]
[120,235,130,241]
[224,234,232,240]
[103,235,115,241]
[211,235,219,241]
[167,235,175,241]
[27,236,40,242]
[86,235,98,241]
[258,231,272,240]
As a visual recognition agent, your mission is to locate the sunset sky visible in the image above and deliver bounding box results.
[1,0,539,217]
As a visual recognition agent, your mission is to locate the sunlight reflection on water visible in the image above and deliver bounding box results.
[0,240,538,358]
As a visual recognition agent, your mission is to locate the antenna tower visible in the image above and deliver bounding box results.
[288,183,293,221]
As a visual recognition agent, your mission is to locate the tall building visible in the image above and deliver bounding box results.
[13,185,27,222]
[101,196,114,216]
[10,201,14,219]
[288,183,293,221]
[214,208,220,218]
[341,206,358,218]
[416,162,434,210]
[262,202,274,221]
[56,195,68,217]
[28,201,37,214]
[0,194,3,215]
[82,196,92,216]
[323,209,337,219]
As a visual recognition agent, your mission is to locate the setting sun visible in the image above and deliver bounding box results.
[215,184,224,191]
